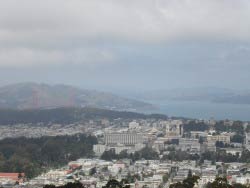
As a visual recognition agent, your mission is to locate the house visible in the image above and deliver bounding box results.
[0,172,25,183]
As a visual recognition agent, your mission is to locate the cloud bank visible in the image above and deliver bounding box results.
[0,0,249,74]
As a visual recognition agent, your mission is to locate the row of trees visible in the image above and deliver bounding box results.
[183,120,249,137]
[162,150,200,161]
[170,176,249,188]
[214,121,245,134]
[100,146,250,164]
[161,148,250,164]
[43,179,130,188]
[183,121,210,132]
[100,147,159,161]
[201,149,250,163]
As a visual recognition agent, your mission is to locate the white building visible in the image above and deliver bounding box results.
[207,134,230,144]
[104,133,144,145]
[179,138,201,154]
[93,144,107,156]
[129,121,140,130]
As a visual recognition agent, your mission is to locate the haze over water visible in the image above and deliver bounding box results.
[154,100,250,121]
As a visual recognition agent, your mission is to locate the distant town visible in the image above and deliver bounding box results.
[0,108,250,188]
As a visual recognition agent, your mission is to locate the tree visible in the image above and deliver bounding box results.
[187,170,192,178]
[89,167,96,176]
[231,134,244,143]
[44,182,86,188]
[101,179,132,188]
[44,185,56,188]
[170,175,199,188]
[101,150,117,161]
[241,150,250,163]
[120,179,130,188]
[102,179,122,188]
[0,134,97,178]
[182,176,200,188]
[162,173,169,183]
[206,177,232,188]
[206,177,249,188]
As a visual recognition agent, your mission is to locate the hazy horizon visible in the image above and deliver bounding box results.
[0,0,250,92]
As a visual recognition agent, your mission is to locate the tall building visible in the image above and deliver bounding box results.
[104,133,144,145]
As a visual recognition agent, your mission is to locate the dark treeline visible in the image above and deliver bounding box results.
[214,121,244,134]
[100,146,250,164]
[162,150,200,161]
[101,147,159,161]
[201,149,250,163]
[183,120,247,135]
[183,121,209,132]
[0,134,97,178]
[160,148,250,164]
[164,149,250,163]
[0,107,167,125]
[43,179,131,188]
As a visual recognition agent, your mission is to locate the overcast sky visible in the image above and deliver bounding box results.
[0,0,250,92]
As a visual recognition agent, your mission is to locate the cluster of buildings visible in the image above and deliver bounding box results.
[1,117,250,187]
[8,158,249,188]
[0,124,87,140]
[92,119,245,157]
[88,118,250,187]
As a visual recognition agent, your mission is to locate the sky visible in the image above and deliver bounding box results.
[0,0,250,92]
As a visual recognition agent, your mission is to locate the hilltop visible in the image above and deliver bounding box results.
[0,83,154,111]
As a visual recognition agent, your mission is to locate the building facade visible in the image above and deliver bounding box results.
[104,133,144,145]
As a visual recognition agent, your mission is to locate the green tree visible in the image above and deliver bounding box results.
[89,167,96,176]
[162,173,169,183]
[170,175,199,188]
[206,177,232,188]
[102,179,122,188]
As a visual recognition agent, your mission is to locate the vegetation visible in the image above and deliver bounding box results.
[42,179,131,188]
[183,121,209,132]
[102,179,130,188]
[206,177,249,188]
[230,134,244,143]
[101,147,159,161]
[162,150,200,161]
[214,121,244,134]
[170,176,249,188]
[0,107,167,125]
[0,134,97,178]
[162,173,169,183]
[170,175,200,188]
[44,182,87,188]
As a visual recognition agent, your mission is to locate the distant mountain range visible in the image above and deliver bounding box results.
[0,83,155,111]
[132,87,250,105]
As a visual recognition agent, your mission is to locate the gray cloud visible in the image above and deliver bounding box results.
[0,0,250,41]
[0,0,250,91]
[0,0,249,67]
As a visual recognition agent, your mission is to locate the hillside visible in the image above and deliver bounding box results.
[0,83,154,111]
[0,107,167,125]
